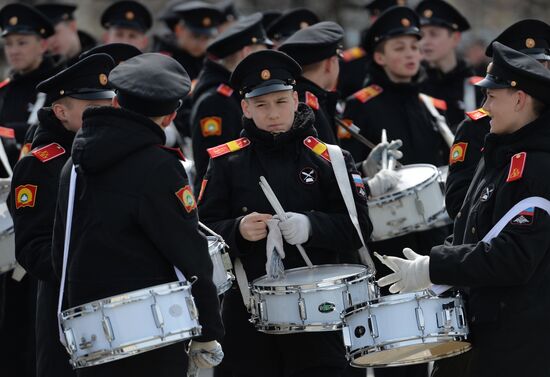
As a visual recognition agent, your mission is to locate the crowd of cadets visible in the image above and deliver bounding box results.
[0,1,549,377]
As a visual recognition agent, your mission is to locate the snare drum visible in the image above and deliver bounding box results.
[368,164,448,241]
[0,177,10,203]
[0,202,15,274]
[250,264,378,334]
[60,281,201,368]
[207,236,234,294]
[342,291,471,367]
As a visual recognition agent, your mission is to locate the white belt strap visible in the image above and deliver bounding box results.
[419,93,454,148]
[57,166,187,346]
[0,137,12,177]
[326,144,376,273]
[463,78,477,113]
[233,257,250,310]
[431,196,550,295]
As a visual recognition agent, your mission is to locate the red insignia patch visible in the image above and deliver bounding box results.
[303,136,330,162]
[430,96,447,111]
[198,179,208,203]
[341,47,366,62]
[337,119,353,139]
[0,78,10,89]
[449,142,468,165]
[18,143,32,160]
[31,143,65,163]
[216,84,234,97]
[207,137,251,159]
[466,108,489,121]
[305,91,319,111]
[353,85,383,103]
[176,185,196,213]
[0,126,15,138]
[506,152,526,182]
[200,117,222,137]
[15,184,37,209]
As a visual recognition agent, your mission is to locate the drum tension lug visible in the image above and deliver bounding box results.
[78,334,97,350]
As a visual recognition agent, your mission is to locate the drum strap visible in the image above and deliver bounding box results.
[431,196,550,295]
[234,257,251,310]
[419,93,454,148]
[0,136,12,177]
[326,144,376,273]
[57,166,188,346]
[463,78,477,113]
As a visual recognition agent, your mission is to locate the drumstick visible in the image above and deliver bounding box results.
[381,129,388,170]
[198,221,228,248]
[259,176,314,268]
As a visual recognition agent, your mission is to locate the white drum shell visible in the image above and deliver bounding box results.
[368,164,447,241]
[0,202,15,274]
[60,281,201,368]
[250,265,378,333]
[207,236,234,294]
[343,292,470,367]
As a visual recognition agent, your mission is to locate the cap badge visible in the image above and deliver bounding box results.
[452,23,458,30]
[401,18,411,27]
[299,21,309,29]
[397,0,406,5]
[59,90,65,95]
[251,36,258,43]
[203,17,212,27]
[525,38,536,48]
[8,16,17,26]
[99,73,108,86]
[511,80,517,87]
[40,28,46,35]
[261,69,271,80]
[125,11,135,20]
[62,13,69,20]
[423,9,433,18]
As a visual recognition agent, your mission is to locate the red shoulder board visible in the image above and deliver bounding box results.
[353,85,383,103]
[429,96,448,111]
[18,143,32,160]
[342,47,366,62]
[466,107,489,121]
[506,152,526,183]
[207,137,251,159]
[0,78,10,89]
[305,91,319,110]
[188,79,198,96]
[468,76,484,85]
[216,84,234,97]
[158,145,185,160]
[31,143,65,163]
[0,126,15,138]
[303,136,330,162]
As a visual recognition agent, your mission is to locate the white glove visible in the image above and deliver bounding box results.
[366,169,400,197]
[276,212,311,245]
[265,218,286,279]
[374,249,431,294]
[188,340,224,369]
[362,139,403,177]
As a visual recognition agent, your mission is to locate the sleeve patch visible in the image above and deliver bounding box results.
[449,142,468,165]
[176,185,196,213]
[15,184,37,209]
[200,116,222,137]
[352,173,367,197]
[510,207,534,226]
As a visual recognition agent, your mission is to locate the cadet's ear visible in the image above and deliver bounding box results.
[51,102,67,122]
[514,90,529,112]
[160,111,177,127]
[241,99,252,119]
[112,95,120,108]
[292,90,299,111]
[373,51,385,67]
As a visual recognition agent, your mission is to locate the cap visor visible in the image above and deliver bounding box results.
[68,90,116,100]
[187,25,218,37]
[245,83,293,98]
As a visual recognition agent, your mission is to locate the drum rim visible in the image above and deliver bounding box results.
[342,291,464,317]
[61,281,193,318]
[251,264,373,292]
[255,321,343,333]
[69,326,202,368]
[206,235,226,256]
[0,261,16,273]
[369,207,449,241]
[368,164,439,205]
[347,338,472,368]
[216,274,234,295]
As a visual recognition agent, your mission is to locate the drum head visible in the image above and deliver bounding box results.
[383,164,437,197]
[351,341,471,367]
[254,264,367,288]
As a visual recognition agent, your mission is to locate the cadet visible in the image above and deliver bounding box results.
[36,3,96,66]
[279,21,343,144]
[0,3,57,172]
[266,8,319,47]
[416,0,483,131]
[51,53,224,377]
[190,12,270,190]
[11,53,116,377]
[100,0,151,51]
[338,0,408,99]
[377,42,550,377]
[198,49,372,377]
[216,0,239,33]
[78,42,142,65]
[446,19,550,219]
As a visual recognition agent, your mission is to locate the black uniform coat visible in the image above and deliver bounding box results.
[198,104,372,376]
[190,59,242,189]
[419,59,483,132]
[51,106,223,377]
[430,109,550,377]
[0,57,58,172]
[341,63,449,167]
[445,114,490,219]
[337,47,369,100]
[9,108,75,377]
[295,76,338,144]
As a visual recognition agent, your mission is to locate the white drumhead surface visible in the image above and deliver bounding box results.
[384,164,437,195]
[255,265,366,287]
